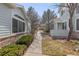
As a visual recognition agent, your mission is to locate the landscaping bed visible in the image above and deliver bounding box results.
[42,36,79,56]
[16,35,33,47]
[0,44,27,56]
[0,35,33,56]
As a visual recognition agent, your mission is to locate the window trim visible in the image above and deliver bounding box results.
[12,18,25,33]
[57,22,66,30]
[75,19,79,32]
[14,14,24,20]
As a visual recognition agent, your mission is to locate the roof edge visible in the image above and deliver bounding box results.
[3,3,16,8]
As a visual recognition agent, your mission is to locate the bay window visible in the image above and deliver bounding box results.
[12,18,25,33]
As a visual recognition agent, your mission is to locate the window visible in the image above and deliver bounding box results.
[23,23,25,32]
[18,22,25,32]
[61,10,64,16]
[76,19,79,30]
[18,21,23,32]
[12,18,18,33]
[12,18,25,33]
[57,22,66,30]
[76,6,79,13]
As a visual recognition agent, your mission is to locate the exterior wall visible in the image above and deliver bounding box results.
[0,36,16,48]
[59,8,69,31]
[72,32,79,38]
[50,30,68,39]
[0,4,12,37]
[59,8,69,21]
[24,15,31,34]
[0,33,25,48]
[50,21,69,38]
[62,6,79,32]
[0,4,27,37]
[12,7,27,33]
[71,10,79,38]
[27,21,31,33]
[50,4,79,39]
[12,8,25,23]
[24,18,29,33]
[50,5,69,38]
[50,30,68,37]
[0,4,30,47]
[73,11,79,32]
[50,18,69,38]
[13,8,25,21]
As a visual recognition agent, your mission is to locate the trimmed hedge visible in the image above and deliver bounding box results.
[0,44,27,56]
[0,35,33,56]
[16,35,33,47]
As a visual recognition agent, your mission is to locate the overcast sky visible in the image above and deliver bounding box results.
[20,3,59,17]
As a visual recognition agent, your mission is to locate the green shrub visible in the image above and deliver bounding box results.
[4,52,17,56]
[16,35,33,46]
[0,44,27,56]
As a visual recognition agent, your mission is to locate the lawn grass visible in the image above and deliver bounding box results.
[42,37,79,56]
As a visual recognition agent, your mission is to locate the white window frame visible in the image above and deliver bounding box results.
[57,22,67,30]
[12,14,26,33]
[75,19,79,32]
[76,6,79,14]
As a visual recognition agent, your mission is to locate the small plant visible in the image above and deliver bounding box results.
[0,44,27,56]
[16,35,33,47]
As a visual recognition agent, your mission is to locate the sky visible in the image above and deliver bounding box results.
[20,3,59,17]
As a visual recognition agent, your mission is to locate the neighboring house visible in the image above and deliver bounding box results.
[50,4,79,39]
[0,3,31,47]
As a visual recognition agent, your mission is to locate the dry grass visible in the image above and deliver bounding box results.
[42,36,79,56]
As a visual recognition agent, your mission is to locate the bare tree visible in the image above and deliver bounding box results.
[42,9,57,32]
[54,3,78,41]
[66,3,78,41]
[27,7,40,34]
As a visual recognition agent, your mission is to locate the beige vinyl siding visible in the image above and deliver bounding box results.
[0,4,12,37]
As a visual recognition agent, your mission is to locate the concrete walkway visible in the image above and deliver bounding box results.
[24,30,43,56]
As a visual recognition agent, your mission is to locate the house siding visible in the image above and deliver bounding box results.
[50,4,79,39]
[0,4,31,47]
[0,4,12,37]
[0,4,29,37]
[13,8,25,20]
[27,21,31,33]
[12,7,27,33]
